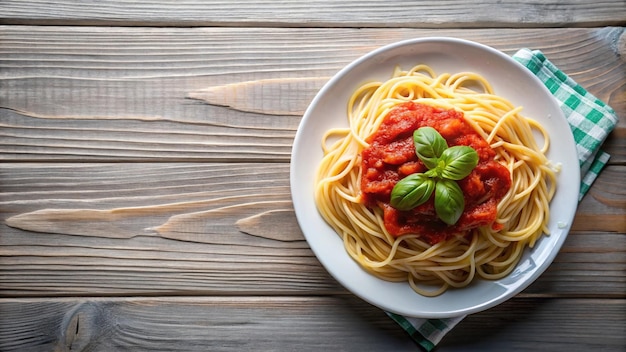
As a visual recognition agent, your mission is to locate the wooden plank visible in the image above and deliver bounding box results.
[0,163,332,296]
[1,26,624,162]
[1,163,624,297]
[1,0,625,27]
[440,297,626,351]
[0,296,623,351]
[575,165,626,232]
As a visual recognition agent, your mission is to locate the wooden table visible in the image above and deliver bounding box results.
[1,1,624,351]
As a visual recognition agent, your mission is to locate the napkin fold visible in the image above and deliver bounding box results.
[389,48,618,351]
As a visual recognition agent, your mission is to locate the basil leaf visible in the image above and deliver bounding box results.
[439,145,479,180]
[424,167,440,178]
[390,173,435,211]
[413,127,448,169]
[434,179,465,225]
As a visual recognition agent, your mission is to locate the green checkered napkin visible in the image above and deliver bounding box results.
[513,48,618,199]
[388,48,618,351]
[387,312,465,351]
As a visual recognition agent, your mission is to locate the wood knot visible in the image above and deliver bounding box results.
[56,302,114,352]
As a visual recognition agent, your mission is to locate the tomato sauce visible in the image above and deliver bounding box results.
[360,102,511,244]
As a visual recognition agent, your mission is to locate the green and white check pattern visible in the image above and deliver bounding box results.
[387,312,465,351]
[513,48,618,200]
[389,49,618,351]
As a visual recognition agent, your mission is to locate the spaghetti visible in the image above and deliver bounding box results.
[314,64,557,296]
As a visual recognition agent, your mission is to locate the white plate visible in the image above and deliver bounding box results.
[290,37,580,318]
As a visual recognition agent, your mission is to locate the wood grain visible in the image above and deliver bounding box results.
[1,163,624,297]
[1,27,624,162]
[1,0,625,27]
[1,8,625,351]
[0,296,623,352]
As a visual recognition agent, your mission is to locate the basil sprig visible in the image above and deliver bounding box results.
[390,127,478,225]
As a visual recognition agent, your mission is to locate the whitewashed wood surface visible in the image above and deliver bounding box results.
[1,1,625,351]
[1,0,625,27]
